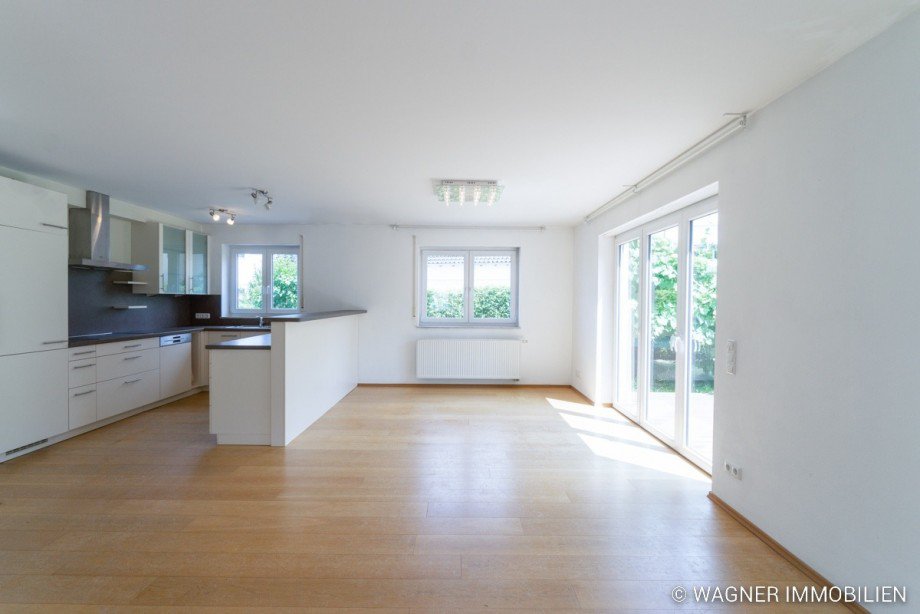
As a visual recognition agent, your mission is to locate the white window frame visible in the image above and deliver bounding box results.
[418,248,519,327]
[228,245,301,316]
[611,196,718,474]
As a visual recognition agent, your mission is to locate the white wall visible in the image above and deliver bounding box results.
[209,224,574,385]
[573,12,920,599]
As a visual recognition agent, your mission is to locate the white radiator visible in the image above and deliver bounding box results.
[416,339,521,380]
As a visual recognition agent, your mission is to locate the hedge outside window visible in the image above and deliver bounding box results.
[419,248,519,326]
[228,245,300,315]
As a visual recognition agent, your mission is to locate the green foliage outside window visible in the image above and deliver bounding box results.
[426,287,512,319]
[271,255,299,309]
[648,233,717,393]
[242,255,299,311]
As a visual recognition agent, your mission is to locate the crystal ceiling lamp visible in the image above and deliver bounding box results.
[435,180,503,207]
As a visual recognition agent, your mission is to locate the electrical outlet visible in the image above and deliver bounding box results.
[724,460,743,480]
[194,312,211,320]
[726,339,737,374]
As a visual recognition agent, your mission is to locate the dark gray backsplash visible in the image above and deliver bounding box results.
[69,268,192,336]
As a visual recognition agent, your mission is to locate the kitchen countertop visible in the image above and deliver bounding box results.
[205,310,367,350]
[68,311,366,348]
[68,325,270,347]
[206,333,271,351]
[266,309,367,322]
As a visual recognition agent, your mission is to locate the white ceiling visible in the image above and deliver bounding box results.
[0,1,916,226]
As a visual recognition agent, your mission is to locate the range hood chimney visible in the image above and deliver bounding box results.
[68,191,147,271]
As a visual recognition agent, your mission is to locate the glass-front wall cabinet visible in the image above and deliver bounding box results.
[133,223,209,295]
[160,225,187,294]
[189,232,209,295]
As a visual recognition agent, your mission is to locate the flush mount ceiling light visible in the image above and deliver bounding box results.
[251,188,273,210]
[208,208,237,225]
[434,180,503,207]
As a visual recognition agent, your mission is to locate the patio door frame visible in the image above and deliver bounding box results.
[612,196,718,473]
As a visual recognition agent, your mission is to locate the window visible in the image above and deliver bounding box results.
[228,245,300,315]
[419,248,518,326]
[612,197,718,472]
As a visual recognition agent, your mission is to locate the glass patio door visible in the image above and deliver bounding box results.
[613,199,718,471]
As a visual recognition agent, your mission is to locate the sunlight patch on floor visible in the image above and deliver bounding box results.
[547,397,708,482]
[577,432,709,482]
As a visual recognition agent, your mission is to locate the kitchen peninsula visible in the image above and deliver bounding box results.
[207,309,365,446]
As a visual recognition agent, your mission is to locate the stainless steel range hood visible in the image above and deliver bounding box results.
[68,191,147,271]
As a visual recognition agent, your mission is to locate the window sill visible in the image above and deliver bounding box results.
[417,323,520,329]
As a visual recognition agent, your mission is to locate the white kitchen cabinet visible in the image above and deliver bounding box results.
[95,337,159,357]
[160,342,192,398]
[207,331,243,344]
[68,385,97,430]
[0,350,68,454]
[96,369,160,421]
[0,224,68,357]
[68,357,97,388]
[96,348,159,382]
[191,332,208,387]
[68,346,96,361]
[132,223,210,295]
[0,174,68,235]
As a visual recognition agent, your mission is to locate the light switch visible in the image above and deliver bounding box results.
[726,340,737,375]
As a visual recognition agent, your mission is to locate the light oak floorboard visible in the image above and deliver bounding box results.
[0,387,839,610]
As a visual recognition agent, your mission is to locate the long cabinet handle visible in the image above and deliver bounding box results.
[72,363,95,369]
[43,340,68,345]
[71,350,94,356]
[123,378,142,384]
[72,389,95,397]
[123,343,143,349]
[40,222,67,230]
[123,355,141,360]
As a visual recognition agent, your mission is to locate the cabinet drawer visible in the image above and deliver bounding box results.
[68,385,97,429]
[96,337,159,357]
[68,346,97,361]
[96,369,159,420]
[68,358,97,388]
[207,331,241,345]
[96,348,159,382]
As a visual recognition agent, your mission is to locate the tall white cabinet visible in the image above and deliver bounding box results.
[0,175,69,455]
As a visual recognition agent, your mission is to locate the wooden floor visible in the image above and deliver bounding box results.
[0,386,840,612]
